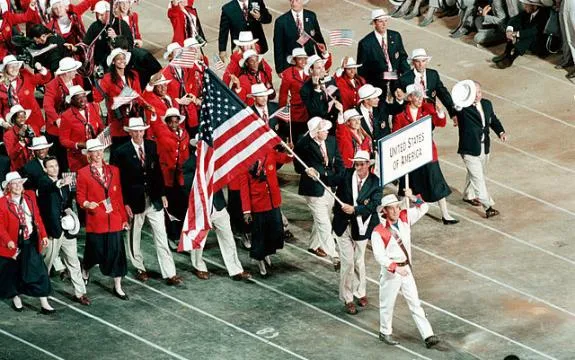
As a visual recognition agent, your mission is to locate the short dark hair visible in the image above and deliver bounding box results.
[503,356,520,360]
[28,24,52,39]
[43,155,58,168]
[112,35,132,51]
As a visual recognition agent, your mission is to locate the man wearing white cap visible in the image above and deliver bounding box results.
[218,0,272,60]
[273,0,327,74]
[43,57,85,172]
[300,55,342,134]
[357,9,409,100]
[37,155,90,305]
[83,0,134,68]
[332,150,381,315]
[371,190,440,348]
[398,48,457,121]
[294,116,343,264]
[452,80,507,218]
[110,117,183,286]
[491,0,551,69]
[20,136,53,190]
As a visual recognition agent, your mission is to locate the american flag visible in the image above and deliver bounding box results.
[270,105,290,122]
[111,87,140,110]
[169,47,198,68]
[96,126,112,148]
[178,68,282,251]
[328,29,354,47]
[297,32,312,46]
[211,54,226,71]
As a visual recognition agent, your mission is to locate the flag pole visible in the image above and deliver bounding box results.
[279,140,345,207]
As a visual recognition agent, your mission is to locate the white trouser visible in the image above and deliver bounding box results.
[44,234,86,297]
[53,256,66,272]
[305,192,338,258]
[461,152,494,210]
[190,208,244,276]
[126,202,176,279]
[379,268,434,340]
[337,227,367,304]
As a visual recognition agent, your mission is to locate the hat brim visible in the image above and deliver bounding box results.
[349,157,373,163]
[233,39,259,47]
[303,59,325,76]
[82,145,105,155]
[239,54,263,68]
[410,56,432,61]
[65,90,91,104]
[1,60,23,72]
[287,54,308,65]
[28,143,53,150]
[106,51,131,67]
[145,79,171,92]
[343,64,363,69]
[162,113,186,124]
[370,15,390,23]
[54,60,82,75]
[8,109,32,123]
[451,80,477,108]
[2,177,27,189]
[358,87,383,102]
[123,125,150,132]
[248,89,274,97]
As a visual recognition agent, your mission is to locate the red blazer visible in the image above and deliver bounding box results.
[43,75,84,136]
[335,75,366,111]
[162,64,206,128]
[0,6,41,59]
[3,127,33,171]
[168,4,202,46]
[336,124,372,168]
[0,191,47,259]
[239,150,292,213]
[142,91,175,139]
[76,164,127,234]
[149,119,189,187]
[237,66,275,106]
[93,71,142,138]
[392,102,446,162]
[278,66,309,123]
[45,0,98,44]
[0,69,52,135]
[59,104,104,171]
[223,51,270,85]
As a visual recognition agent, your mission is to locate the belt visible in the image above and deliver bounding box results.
[395,260,409,267]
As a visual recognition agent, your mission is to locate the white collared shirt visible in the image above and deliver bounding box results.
[475,101,486,149]
[374,30,387,47]
[359,104,373,133]
[131,139,145,159]
[291,9,304,24]
[313,138,328,165]
[414,69,427,90]
[255,105,268,120]
[10,195,33,236]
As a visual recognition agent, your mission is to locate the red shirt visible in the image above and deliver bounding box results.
[335,74,366,111]
[3,126,33,171]
[278,66,309,123]
[149,119,190,187]
[43,74,84,136]
[0,69,52,134]
[0,191,47,259]
[392,102,446,162]
[76,164,127,234]
[93,71,142,138]
[239,150,292,213]
[59,104,104,171]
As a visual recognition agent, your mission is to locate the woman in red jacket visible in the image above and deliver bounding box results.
[335,57,366,111]
[167,0,205,46]
[2,105,35,171]
[44,0,99,44]
[0,1,41,59]
[336,109,372,169]
[0,172,54,313]
[0,55,51,135]
[77,138,130,300]
[113,0,142,47]
[59,85,104,172]
[239,147,292,276]
[232,49,275,106]
[93,48,142,152]
[43,57,85,171]
[149,108,189,241]
[278,48,308,142]
[392,84,458,225]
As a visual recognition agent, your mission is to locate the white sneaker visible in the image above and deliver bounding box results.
[258,260,267,276]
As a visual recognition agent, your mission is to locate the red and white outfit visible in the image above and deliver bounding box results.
[370,198,435,341]
[44,0,99,44]
[335,75,366,111]
[3,127,33,171]
[119,12,142,42]
[335,125,372,168]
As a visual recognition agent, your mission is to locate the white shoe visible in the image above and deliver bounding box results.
[258,261,267,276]
[264,256,272,267]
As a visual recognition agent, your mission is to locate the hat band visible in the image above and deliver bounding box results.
[361,89,377,100]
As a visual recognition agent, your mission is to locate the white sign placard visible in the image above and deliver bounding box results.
[377,115,433,185]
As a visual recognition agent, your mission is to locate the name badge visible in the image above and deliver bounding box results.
[103,198,113,213]
[383,71,398,80]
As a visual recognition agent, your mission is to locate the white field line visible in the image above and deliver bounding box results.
[0,329,66,360]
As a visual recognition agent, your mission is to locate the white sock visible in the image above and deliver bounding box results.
[438,198,455,220]
[12,296,22,308]
[40,297,53,310]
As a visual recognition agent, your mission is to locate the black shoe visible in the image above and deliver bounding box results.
[491,53,506,63]
[40,307,56,315]
[424,335,440,348]
[442,218,459,225]
[11,303,23,312]
[566,70,575,79]
[378,333,399,345]
[485,207,500,218]
[495,57,513,69]
[113,288,129,301]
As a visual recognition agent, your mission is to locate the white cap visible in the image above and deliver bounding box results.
[370,9,390,23]
[2,171,27,190]
[451,80,477,109]
[94,0,110,13]
[27,136,53,150]
[123,117,150,132]
[357,84,383,103]
[307,117,332,137]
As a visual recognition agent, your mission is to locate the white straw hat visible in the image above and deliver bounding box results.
[287,47,308,65]
[94,0,110,13]
[61,208,80,236]
[357,84,383,103]
[303,55,324,76]
[343,108,362,122]
[6,105,31,123]
[248,83,274,97]
[350,150,371,163]
[27,136,53,150]
[123,117,150,132]
[65,85,91,103]
[239,49,262,68]
[1,55,23,72]
[55,57,82,75]
[451,80,477,109]
[307,117,332,137]
[106,48,131,67]
[409,48,432,61]
[2,171,27,190]
[233,31,258,47]
[163,42,182,60]
[162,107,186,124]
[370,9,390,23]
[82,138,105,154]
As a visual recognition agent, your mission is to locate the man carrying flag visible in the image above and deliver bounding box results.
[178,67,281,275]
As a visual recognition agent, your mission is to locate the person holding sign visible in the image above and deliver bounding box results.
[371,191,440,349]
[452,80,507,218]
[77,139,130,300]
[332,150,382,315]
[393,84,458,225]
[294,117,344,267]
